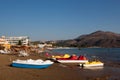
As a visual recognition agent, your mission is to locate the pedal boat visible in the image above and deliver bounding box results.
[11,59,54,69]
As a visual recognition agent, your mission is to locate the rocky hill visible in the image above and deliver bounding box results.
[55,31,120,48]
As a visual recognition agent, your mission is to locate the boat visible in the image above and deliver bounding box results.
[52,54,70,60]
[11,59,54,69]
[80,61,104,67]
[57,59,88,63]
[56,55,88,63]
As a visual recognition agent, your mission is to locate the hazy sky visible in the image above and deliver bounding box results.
[0,0,120,41]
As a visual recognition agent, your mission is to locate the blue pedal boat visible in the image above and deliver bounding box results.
[11,59,54,69]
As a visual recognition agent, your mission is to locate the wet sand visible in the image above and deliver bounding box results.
[0,53,120,80]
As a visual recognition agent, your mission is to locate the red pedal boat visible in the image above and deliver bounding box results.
[56,55,88,63]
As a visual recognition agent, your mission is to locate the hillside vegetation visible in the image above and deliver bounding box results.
[55,31,120,48]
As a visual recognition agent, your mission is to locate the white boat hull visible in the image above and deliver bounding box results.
[80,63,104,67]
[57,60,88,63]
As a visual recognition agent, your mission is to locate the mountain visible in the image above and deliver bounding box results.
[55,31,120,48]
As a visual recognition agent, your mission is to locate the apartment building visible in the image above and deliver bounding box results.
[1,36,30,45]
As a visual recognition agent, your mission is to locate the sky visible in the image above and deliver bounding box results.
[0,0,120,41]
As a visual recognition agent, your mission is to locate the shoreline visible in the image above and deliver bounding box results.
[0,53,120,80]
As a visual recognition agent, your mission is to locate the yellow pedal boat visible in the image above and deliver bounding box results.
[80,61,104,67]
[52,54,70,59]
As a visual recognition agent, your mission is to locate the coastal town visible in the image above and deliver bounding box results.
[1,30,120,55]
[0,35,54,55]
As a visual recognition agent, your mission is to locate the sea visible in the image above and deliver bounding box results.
[51,48,120,63]
[50,48,120,80]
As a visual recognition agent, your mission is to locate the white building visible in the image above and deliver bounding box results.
[38,43,52,48]
[0,36,9,45]
[4,36,30,45]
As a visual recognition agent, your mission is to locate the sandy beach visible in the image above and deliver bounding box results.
[0,53,120,80]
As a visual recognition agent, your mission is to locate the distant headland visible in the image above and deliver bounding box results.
[36,30,120,48]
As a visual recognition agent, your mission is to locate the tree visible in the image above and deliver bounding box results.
[18,40,22,45]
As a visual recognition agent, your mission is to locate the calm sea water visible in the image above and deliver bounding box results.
[51,48,120,63]
[50,48,120,80]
